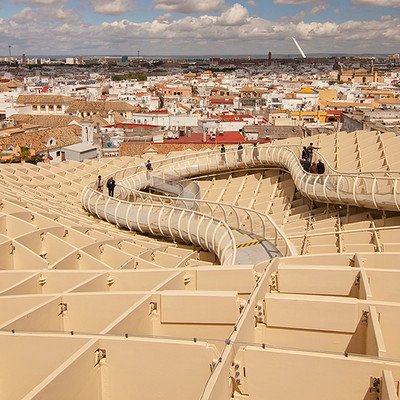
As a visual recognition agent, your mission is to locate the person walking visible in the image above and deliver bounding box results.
[252,142,260,162]
[317,159,325,175]
[145,160,152,180]
[107,177,116,197]
[307,142,320,163]
[302,158,311,172]
[96,175,103,192]
[301,146,308,161]
[317,159,325,184]
[237,143,243,162]
[310,162,318,174]
[220,144,226,164]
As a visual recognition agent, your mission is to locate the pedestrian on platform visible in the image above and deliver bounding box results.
[310,162,318,174]
[107,177,116,197]
[307,142,320,163]
[317,159,325,183]
[301,146,309,161]
[237,143,243,162]
[145,160,152,180]
[96,175,103,192]
[220,144,226,164]
[253,143,260,162]
[317,159,325,175]
[301,159,311,172]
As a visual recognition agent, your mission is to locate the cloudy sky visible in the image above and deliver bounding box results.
[0,0,399,57]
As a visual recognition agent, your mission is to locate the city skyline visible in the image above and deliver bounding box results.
[0,0,399,57]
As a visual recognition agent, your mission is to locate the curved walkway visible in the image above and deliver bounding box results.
[81,144,400,265]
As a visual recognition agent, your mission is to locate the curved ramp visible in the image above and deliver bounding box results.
[82,144,400,265]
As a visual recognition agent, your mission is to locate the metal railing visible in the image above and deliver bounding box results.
[265,144,400,212]
[81,188,237,265]
[82,143,400,265]
[116,184,296,257]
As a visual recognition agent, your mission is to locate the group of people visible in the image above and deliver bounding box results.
[96,143,323,197]
[97,175,116,197]
[220,143,260,164]
[96,160,154,197]
[300,143,325,175]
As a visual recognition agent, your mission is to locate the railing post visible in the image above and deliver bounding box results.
[394,179,400,211]
[352,176,360,207]
[371,178,378,209]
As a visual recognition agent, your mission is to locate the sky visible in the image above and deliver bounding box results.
[0,0,399,57]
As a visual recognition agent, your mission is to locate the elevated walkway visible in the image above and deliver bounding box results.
[82,144,400,265]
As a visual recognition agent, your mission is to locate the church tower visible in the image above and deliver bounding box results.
[81,118,94,145]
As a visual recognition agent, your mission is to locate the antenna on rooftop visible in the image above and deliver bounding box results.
[8,45,12,63]
[292,37,306,59]
[137,50,140,59]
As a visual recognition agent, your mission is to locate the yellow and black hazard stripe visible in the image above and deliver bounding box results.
[236,239,262,248]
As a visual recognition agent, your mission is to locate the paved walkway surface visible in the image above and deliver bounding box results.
[233,229,281,265]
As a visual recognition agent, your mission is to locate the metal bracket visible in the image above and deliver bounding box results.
[58,302,68,316]
[149,301,158,315]
[38,275,47,286]
[183,274,191,285]
[369,377,380,395]
[9,243,15,255]
[361,310,369,324]
[94,348,106,367]
[270,272,278,291]
[255,300,265,324]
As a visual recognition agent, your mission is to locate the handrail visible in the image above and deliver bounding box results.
[116,182,296,257]
[81,188,237,265]
[82,143,400,265]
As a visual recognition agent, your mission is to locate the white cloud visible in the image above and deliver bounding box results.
[10,4,79,23]
[153,0,225,14]
[310,2,327,14]
[279,1,326,23]
[352,0,400,6]
[2,6,400,56]
[273,0,321,4]
[247,0,257,6]
[155,13,173,22]
[92,0,132,15]
[218,3,248,26]
[13,0,60,5]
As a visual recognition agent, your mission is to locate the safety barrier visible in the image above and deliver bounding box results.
[81,188,237,265]
[82,144,400,265]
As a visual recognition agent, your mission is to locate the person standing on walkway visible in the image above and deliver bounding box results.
[220,144,226,164]
[107,177,116,197]
[307,142,320,163]
[301,146,309,161]
[317,159,325,183]
[145,160,152,180]
[97,175,103,192]
[252,142,260,162]
[237,143,243,162]
[317,159,325,175]
[310,162,318,174]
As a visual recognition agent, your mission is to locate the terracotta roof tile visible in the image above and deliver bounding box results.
[11,114,80,128]
[65,100,135,113]
[0,126,81,153]
[16,94,74,105]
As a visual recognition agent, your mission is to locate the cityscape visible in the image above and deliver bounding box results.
[1,0,400,399]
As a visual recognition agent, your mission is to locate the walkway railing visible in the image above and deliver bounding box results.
[117,184,296,257]
[81,188,237,265]
[268,144,400,211]
[82,143,400,265]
